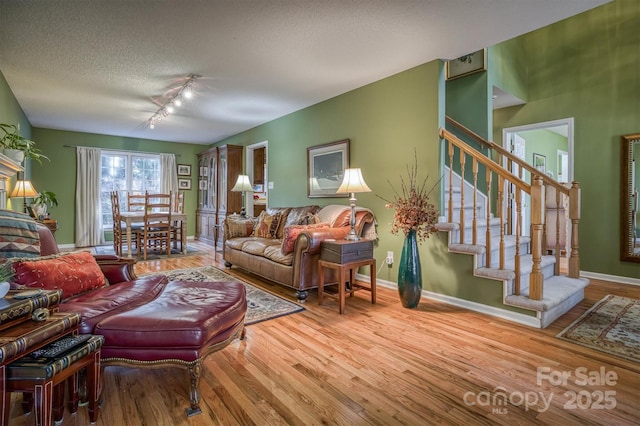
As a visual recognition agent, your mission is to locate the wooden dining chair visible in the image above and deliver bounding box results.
[110,191,124,255]
[137,191,173,260]
[127,192,146,212]
[111,191,141,256]
[171,191,186,252]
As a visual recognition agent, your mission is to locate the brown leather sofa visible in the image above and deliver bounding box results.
[7,220,246,416]
[223,204,376,302]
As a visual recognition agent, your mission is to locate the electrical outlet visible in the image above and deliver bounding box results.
[386,251,394,265]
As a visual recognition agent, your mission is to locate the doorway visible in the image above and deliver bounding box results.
[244,141,268,217]
[502,118,574,236]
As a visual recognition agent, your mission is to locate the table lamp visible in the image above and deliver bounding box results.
[10,173,39,214]
[231,174,254,217]
[336,168,371,240]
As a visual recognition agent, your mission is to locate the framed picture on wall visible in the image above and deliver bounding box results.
[446,49,487,80]
[307,139,350,198]
[178,178,192,190]
[533,153,546,173]
[177,164,191,176]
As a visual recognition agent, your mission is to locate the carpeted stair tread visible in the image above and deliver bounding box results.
[504,275,589,312]
[475,254,556,281]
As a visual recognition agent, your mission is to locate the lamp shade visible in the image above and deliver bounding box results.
[231,175,254,192]
[336,168,371,194]
[10,180,39,198]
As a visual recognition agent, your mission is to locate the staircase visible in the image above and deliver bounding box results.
[437,120,588,328]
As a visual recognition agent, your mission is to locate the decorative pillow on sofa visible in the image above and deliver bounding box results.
[226,215,255,238]
[252,211,281,239]
[280,222,331,255]
[9,251,107,300]
[0,209,40,258]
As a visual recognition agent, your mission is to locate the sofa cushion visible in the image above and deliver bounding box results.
[10,251,108,300]
[226,215,255,238]
[252,211,281,238]
[59,274,169,334]
[282,206,321,229]
[241,238,281,256]
[263,245,294,265]
[281,222,331,255]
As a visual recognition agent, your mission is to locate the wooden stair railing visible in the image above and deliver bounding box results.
[440,124,582,301]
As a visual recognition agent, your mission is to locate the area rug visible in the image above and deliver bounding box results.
[94,245,203,260]
[556,295,640,363]
[144,266,304,325]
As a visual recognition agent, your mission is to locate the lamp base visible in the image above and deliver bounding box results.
[344,230,360,241]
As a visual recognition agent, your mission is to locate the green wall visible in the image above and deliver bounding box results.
[493,0,639,279]
[29,128,205,244]
[215,62,444,273]
[0,69,32,200]
[517,128,569,180]
[211,59,532,315]
[0,72,31,141]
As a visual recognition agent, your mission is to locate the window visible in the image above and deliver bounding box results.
[101,152,161,227]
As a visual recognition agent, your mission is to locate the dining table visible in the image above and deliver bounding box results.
[119,211,187,258]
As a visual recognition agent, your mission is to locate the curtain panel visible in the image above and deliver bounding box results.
[76,147,104,247]
[161,153,178,195]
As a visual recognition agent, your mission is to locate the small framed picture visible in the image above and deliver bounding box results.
[27,206,38,219]
[177,164,191,176]
[533,153,546,173]
[446,49,487,80]
[199,180,207,190]
[178,178,192,190]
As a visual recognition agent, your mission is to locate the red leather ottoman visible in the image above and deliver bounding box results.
[95,281,247,416]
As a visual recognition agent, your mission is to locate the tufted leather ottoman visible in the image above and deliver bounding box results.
[95,281,247,416]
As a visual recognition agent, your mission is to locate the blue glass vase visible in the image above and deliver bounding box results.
[398,229,422,308]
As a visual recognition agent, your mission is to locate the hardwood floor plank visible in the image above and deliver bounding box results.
[7,241,639,425]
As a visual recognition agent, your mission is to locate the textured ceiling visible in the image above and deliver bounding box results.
[0,0,610,144]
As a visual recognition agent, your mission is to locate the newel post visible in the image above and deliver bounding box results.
[568,182,581,278]
[529,177,545,300]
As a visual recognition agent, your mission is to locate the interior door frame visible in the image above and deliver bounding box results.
[244,140,268,217]
[502,117,574,249]
[502,117,574,183]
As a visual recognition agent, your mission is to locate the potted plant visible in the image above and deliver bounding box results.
[31,191,58,219]
[0,123,50,164]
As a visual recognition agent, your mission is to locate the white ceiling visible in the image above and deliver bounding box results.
[0,0,610,145]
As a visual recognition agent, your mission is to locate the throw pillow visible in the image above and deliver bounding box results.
[301,213,321,225]
[226,215,255,238]
[0,209,40,258]
[252,211,281,239]
[280,222,331,255]
[10,251,107,300]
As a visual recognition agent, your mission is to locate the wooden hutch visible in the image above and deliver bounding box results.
[195,144,243,248]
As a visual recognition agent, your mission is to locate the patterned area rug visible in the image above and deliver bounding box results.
[145,266,304,325]
[94,245,203,259]
[556,295,640,363]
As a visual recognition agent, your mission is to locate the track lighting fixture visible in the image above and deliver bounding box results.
[148,74,200,129]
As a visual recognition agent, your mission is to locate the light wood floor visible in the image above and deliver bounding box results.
[8,241,640,425]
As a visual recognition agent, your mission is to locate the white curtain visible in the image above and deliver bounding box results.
[160,153,179,194]
[75,147,104,247]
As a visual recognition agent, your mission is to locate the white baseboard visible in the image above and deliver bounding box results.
[357,274,541,328]
[580,270,640,286]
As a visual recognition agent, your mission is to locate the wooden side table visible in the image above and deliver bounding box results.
[6,335,103,426]
[0,310,81,426]
[318,257,377,314]
[38,219,58,236]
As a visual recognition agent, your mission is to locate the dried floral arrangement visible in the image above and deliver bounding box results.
[378,151,441,243]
